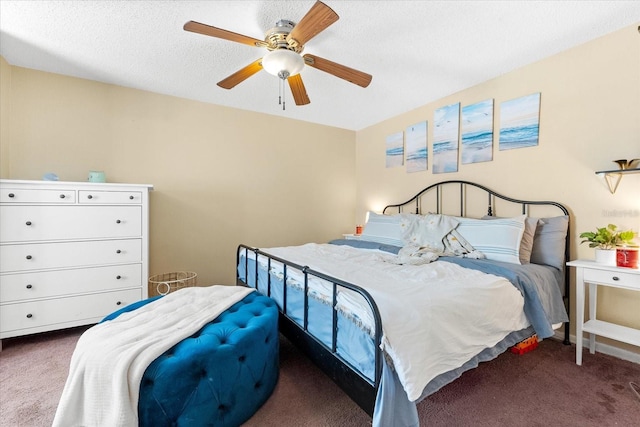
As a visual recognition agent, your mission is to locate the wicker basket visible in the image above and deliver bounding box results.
[149,271,197,296]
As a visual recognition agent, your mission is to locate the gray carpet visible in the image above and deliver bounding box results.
[1,326,639,426]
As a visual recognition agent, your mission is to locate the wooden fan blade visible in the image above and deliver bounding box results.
[287,74,310,105]
[184,21,267,48]
[217,59,263,89]
[287,1,339,46]
[303,54,372,88]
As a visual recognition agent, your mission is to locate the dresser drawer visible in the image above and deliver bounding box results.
[0,239,142,273]
[0,264,142,303]
[0,188,76,204]
[583,268,640,290]
[78,190,143,204]
[0,288,142,335]
[0,205,142,242]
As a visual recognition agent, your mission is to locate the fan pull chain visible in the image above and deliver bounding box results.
[282,78,286,111]
[277,78,286,110]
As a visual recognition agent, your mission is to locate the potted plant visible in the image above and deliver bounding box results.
[579,224,637,265]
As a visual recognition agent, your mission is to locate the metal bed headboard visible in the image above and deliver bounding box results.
[383,180,569,217]
[383,180,571,345]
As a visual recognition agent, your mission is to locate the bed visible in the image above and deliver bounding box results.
[236,180,570,427]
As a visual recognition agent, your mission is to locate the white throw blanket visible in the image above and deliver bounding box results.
[394,214,485,265]
[52,285,254,427]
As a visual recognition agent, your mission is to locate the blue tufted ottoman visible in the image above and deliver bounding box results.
[102,291,279,427]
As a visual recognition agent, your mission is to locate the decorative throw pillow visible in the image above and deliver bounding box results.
[456,215,526,264]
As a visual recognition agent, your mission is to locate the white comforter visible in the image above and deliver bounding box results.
[261,243,528,401]
[52,285,254,427]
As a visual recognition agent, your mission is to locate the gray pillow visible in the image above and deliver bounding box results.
[529,215,569,270]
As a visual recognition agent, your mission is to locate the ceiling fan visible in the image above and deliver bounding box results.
[183,1,372,108]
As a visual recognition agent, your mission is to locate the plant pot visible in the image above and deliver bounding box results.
[595,248,617,266]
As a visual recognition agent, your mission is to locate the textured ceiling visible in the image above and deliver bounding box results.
[1,1,639,131]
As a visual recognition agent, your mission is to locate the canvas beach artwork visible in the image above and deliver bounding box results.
[405,121,427,173]
[433,103,460,173]
[385,131,404,168]
[499,93,541,150]
[461,99,494,164]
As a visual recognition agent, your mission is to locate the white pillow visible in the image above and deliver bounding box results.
[483,215,540,264]
[456,215,526,264]
[360,212,405,247]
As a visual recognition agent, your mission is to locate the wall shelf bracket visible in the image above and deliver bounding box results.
[595,167,640,194]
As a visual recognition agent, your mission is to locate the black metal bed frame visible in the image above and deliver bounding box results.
[236,180,571,417]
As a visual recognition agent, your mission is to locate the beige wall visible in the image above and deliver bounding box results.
[356,23,640,354]
[0,64,356,291]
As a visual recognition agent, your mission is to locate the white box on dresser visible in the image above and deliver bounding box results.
[0,179,153,350]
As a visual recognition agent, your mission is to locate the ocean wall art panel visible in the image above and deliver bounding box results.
[499,93,541,150]
[405,121,428,173]
[385,131,404,168]
[461,99,494,164]
[433,102,460,173]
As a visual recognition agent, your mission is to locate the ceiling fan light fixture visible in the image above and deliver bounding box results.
[262,49,304,79]
[185,1,370,106]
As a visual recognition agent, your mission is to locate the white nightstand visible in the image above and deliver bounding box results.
[566,260,640,365]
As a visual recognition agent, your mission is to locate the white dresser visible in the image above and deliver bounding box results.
[0,179,153,349]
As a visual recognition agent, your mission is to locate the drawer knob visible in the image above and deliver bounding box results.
[116,249,122,254]
[59,194,66,199]
[129,195,134,200]
[26,221,32,226]
[116,301,122,306]
[26,313,33,318]
[116,275,122,280]
[26,284,33,289]
[612,276,620,281]
[26,255,33,260]
[87,195,93,199]
[116,219,122,224]
[8,193,15,198]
